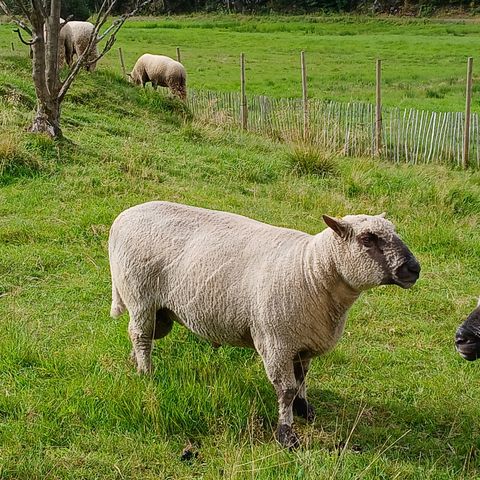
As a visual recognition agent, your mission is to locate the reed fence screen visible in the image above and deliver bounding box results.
[186,89,480,168]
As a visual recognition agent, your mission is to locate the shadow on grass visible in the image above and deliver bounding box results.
[307,386,478,469]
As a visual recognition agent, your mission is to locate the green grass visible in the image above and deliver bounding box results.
[1,15,480,479]
[48,14,480,112]
[3,14,480,112]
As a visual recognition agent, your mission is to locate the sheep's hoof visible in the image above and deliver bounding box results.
[293,397,316,422]
[276,424,300,450]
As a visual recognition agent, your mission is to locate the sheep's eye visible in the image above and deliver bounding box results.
[360,233,378,247]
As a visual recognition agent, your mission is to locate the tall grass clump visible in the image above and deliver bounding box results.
[287,144,337,177]
[0,131,47,181]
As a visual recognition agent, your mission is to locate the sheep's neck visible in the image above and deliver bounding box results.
[303,231,361,350]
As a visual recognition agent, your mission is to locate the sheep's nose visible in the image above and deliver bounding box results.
[455,327,480,361]
[455,330,469,345]
[406,257,420,275]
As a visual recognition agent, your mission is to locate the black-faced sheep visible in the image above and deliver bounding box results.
[456,299,480,361]
[128,54,187,100]
[69,21,99,72]
[108,201,420,448]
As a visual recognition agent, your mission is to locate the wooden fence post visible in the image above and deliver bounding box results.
[240,53,247,130]
[176,47,181,63]
[118,47,126,78]
[375,59,382,156]
[463,56,473,169]
[301,50,308,141]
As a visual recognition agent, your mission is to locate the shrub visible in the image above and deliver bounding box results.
[287,145,337,177]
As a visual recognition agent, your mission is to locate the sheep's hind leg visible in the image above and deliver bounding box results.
[153,308,174,339]
[261,353,300,449]
[293,357,315,422]
[128,306,155,374]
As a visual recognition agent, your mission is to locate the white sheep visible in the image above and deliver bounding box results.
[68,21,99,72]
[128,54,187,100]
[108,201,420,448]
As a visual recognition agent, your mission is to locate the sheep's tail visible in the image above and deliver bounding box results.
[110,280,126,318]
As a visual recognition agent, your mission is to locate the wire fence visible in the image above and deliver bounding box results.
[186,88,480,168]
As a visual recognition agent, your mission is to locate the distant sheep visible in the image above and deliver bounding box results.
[109,202,420,448]
[128,54,187,100]
[69,21,98,72]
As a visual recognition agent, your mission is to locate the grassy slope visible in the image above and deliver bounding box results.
[1,17,480,479]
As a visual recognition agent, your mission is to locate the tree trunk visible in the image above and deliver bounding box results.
[29,0,62,138]
[31,98,61,137]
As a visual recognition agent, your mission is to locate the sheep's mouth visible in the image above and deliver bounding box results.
[455,329,480,361]
[392,259,420,289]
[455,341,480,361]
[392,275,418,289]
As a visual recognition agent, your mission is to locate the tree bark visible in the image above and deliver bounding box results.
[31,96,61,137]
[29,0,62,138]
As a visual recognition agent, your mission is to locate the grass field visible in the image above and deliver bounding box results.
[1,14,480,479]
[3,14,480,111]
[98,15,478,112]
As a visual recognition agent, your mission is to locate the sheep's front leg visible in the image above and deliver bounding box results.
[128,306,155,374]
[261,354,300,449]
[293,357,315,422]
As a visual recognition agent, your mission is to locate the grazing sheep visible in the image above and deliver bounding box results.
[69,21,98,72]
[109,202,420,448]
[128,54,187,100]
[456,299,480,361]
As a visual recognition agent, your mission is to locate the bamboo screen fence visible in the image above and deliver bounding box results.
[186,88,480,168]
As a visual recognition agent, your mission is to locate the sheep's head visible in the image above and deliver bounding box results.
[126,72,136,84]
[322,213,420,291]
[455,300,480,361]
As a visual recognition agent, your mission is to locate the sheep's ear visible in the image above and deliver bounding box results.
[378,212,387,218]
[322,215,351,239]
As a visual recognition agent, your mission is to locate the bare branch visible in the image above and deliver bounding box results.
[86,34,116,66]
[98,0,154,41]
[0,0,14,16]
[13,28,36,45]
[88,0,155,65]
[0,0,33,35]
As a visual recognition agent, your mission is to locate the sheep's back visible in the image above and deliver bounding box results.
[69,21,95,52]
[138,54,185,82]
[109,201,312,347]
